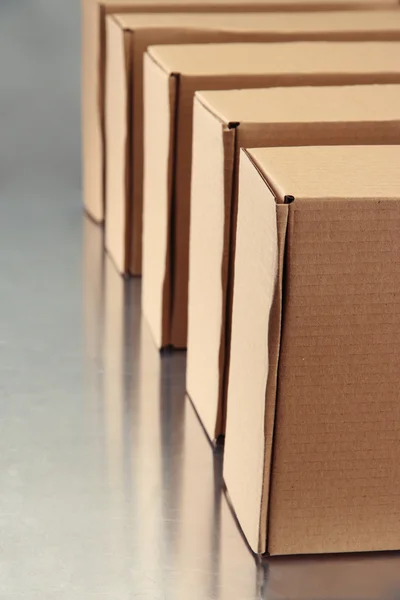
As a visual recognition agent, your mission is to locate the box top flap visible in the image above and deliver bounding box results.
[196,84,400,125]
[113,9,400,31]
[246,145,400,202]
[147,41,400,76]
[101,0,396,8]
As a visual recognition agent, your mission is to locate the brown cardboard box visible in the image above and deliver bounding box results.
[142,41,400,350]
[224,144,400,556]
[105,10,400,276]
[82,0,392,226]
[187,84,400,443]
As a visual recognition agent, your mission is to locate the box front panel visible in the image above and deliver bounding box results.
[268,199,400,555]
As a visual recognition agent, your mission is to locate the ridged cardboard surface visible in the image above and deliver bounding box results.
[224,145,400,555]
[81,0,399,224]
[142,40,400,349]
[187,84,400,443]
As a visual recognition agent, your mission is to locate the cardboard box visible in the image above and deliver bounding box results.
[105,10,400,276]
[224,144,400,556]
[142,41,400,350]
[187,84,400,443]
[82,0,392,225]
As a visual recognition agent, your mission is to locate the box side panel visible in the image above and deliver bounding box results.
[82,0,104,222]
[186,99,235,442]
[244,121,400,148]
[167,73,291,350]
[142,54,177,349]
[269,199,400,555]
[167,68,400,350]
[259,203,288,553]
[105,21,131,273]
[223,152,279,554]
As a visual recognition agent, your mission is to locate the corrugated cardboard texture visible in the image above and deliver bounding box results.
[143,41,400,350]
[82,0,394,223]
[105,16,131,273]
[104,10,400,276]
[187,84,400,443]
[225,145,400,556]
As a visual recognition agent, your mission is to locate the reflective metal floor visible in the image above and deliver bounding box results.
[1,0,400,597]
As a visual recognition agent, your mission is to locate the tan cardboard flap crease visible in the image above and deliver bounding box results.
[224,145,400,556]
[104,9,400,275]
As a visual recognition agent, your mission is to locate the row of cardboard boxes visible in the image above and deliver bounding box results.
[82,0,400,556]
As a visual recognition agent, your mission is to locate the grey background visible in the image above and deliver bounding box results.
[1,1,400,597]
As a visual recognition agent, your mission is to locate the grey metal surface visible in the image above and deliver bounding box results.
[1,0,400,597]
